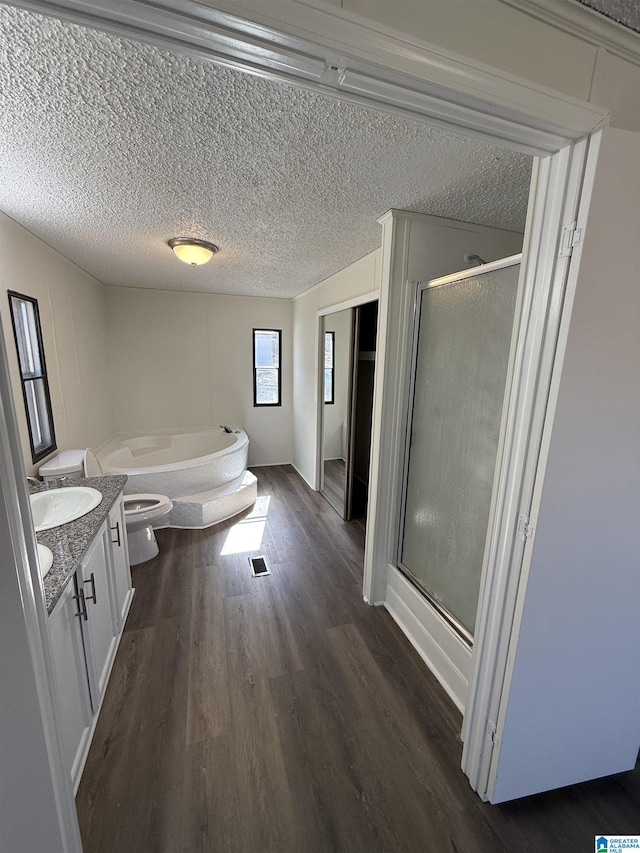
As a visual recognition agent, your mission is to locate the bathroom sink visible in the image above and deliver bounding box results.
[36,543,53,579]
[30,486,102,532]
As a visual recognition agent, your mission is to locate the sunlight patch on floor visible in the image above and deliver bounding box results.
[220,495,271,555]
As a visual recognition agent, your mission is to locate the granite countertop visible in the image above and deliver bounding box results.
[33,475,128,614]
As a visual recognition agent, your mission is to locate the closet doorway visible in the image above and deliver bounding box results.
[320,300,378,522]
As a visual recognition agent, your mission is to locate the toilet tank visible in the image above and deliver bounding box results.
[38,450,86,482]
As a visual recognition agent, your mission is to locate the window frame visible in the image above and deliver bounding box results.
[7,290,57,463]
[324,330,335,405]
[253,328,282,407]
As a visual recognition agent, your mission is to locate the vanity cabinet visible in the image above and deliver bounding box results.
[47,576,94,786]
[46,488,133,791]
[79,522,118,710]
[108,496,133,631]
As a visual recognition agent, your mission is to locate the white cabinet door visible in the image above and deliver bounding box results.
[47,574,93,787]
[80,523,118,711]
[108,496,133,631]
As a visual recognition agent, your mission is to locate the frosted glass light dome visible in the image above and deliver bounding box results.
[168,237,219,266]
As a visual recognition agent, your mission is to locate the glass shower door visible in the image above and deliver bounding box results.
[399,258,521,641]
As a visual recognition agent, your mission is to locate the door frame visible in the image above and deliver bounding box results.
[461,131,605,800]
[315,291,379,496]
[0,323,83,849]
[3,0,610,838]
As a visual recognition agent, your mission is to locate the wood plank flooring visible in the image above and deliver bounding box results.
[76,465,639,852]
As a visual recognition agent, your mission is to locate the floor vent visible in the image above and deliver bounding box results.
[250,555,270,577]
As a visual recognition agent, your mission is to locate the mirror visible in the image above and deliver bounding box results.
[320,308,353,517]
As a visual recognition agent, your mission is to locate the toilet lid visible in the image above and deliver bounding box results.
[84,448,104,477]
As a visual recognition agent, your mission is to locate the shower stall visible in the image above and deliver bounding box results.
[398,255,521,643]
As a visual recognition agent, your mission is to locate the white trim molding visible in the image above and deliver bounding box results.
[385,566,472,713]
[461,135,594,799]
[315,291,380,318]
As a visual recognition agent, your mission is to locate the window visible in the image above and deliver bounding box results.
[324,331,335,404]
[253,329,281,406]
[8,291,56,462]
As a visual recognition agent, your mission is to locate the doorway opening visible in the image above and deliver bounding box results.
[320,300,379,525]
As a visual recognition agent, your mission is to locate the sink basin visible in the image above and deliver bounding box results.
[36,543,53,579]
[30,486,102,532]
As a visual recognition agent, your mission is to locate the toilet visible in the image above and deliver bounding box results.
[121,493,173,565]
[38,449,173,566]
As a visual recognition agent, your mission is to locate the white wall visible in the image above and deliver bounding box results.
[312,0,640,132]
[0,213,115,475]
[292,249,381,485]
[323,308,352,460]
[105,287,293,466]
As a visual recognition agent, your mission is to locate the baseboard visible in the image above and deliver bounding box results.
[384,566,472,713]
[290,462,315,490]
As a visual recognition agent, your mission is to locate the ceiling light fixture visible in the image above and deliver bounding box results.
[168,237,219,266]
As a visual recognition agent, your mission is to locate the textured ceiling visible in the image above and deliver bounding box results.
[0,6,532,298]
[575,0,640,32]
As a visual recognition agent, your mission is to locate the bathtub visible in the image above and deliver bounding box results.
[98,428,257,528]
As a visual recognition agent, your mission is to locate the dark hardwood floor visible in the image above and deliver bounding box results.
[76,465,639,852]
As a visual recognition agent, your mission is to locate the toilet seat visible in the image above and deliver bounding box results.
[83,448,103,477]
[124,493,173,565]
[124,493,173,528]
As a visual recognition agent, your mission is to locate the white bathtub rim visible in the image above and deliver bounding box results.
[98,427,247,475]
